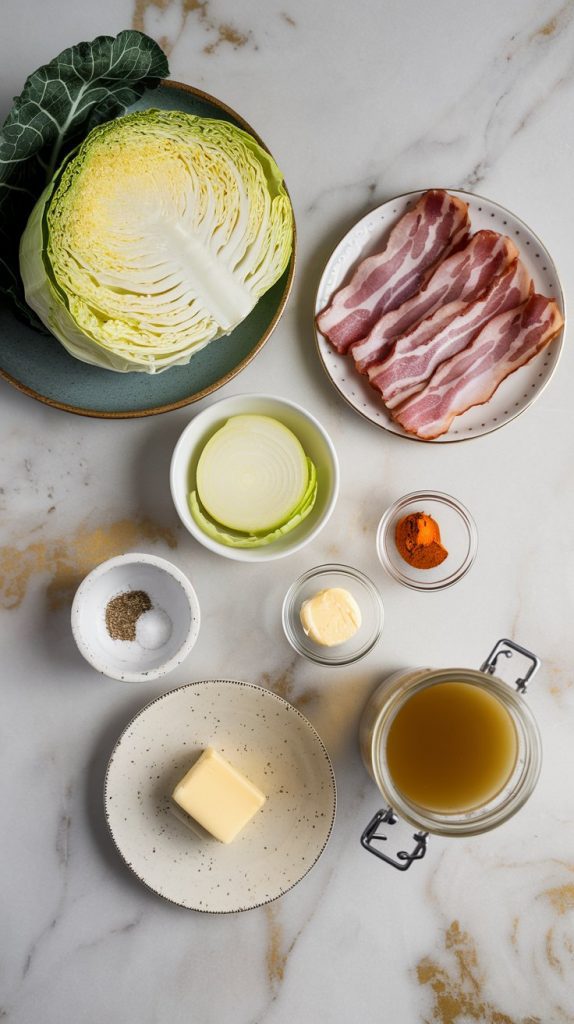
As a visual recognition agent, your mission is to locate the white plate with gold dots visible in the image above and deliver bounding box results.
[104,680,336,912]
[314,189,565,443]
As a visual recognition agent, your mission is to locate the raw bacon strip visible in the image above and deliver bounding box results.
[366,260,525,397]
[351,231,518,373]
[370,258,532,409]
[316,189,470,353]
[393,295,563,440]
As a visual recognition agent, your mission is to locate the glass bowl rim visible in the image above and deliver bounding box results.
[281,562,384,666]
[376,489,478,591]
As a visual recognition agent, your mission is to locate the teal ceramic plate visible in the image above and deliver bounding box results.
[0,81,295,418]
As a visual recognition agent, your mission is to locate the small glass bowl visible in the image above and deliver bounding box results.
[376,490,478,592]
[282,563,384,666]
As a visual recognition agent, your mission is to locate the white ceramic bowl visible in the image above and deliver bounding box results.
[71,553,201,682]
[170,394,340,562]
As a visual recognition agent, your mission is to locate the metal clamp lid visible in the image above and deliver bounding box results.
[361,808,428,871]
[480,638,541,693]
[361,637,541,871]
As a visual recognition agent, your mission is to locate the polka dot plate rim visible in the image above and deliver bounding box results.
[314,188,565,443]
[104,679,336,913]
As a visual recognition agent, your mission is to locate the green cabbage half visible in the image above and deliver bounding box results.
[19,109,293,373]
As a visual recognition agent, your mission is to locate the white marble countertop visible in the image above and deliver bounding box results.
[1,2,574,1022]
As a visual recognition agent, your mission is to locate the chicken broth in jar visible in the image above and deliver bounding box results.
[386,681,518,814]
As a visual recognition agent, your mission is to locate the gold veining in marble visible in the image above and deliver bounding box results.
[264,903,288,994]
[546,927,562,972]
[544,884,574,916]
[536,15,559,38]
[545,661,573,702]
[535,875,574,1009]
[259,665,318,711]
[133,0,174,53]
[132,0,250,57]
[529,2,574,45]
[416,920,542,1024]
[0,517,177,610]
[203,22,249,55]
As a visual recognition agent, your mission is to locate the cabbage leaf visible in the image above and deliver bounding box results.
[0,31,169,324]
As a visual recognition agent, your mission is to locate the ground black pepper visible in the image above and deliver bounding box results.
[105,590,152,641]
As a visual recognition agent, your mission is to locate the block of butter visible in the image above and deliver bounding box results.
[172,747,266,844]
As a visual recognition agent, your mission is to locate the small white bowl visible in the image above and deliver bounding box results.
[170,394,340,562]
[71,553,201,682]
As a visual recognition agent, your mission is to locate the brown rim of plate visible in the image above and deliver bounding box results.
[0,80,296,420]
[313,186,566,445]
[103,679,337,914]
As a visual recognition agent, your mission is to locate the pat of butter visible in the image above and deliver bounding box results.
[172,747,266,844]
[300,587,362,647]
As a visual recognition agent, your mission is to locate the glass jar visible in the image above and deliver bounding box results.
[359,639,542,869]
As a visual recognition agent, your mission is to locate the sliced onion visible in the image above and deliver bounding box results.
[189,459,317,548]
[196,415,310,533]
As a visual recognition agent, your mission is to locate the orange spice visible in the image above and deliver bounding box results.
[395,512,448,570]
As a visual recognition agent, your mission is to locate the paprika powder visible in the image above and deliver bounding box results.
[395,512,448,570]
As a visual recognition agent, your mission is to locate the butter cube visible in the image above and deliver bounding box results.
[172,747,266,843]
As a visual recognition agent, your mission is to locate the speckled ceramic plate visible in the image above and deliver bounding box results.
[314,189,565,442]
[104,680,336,912]
[0,81,295,419]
